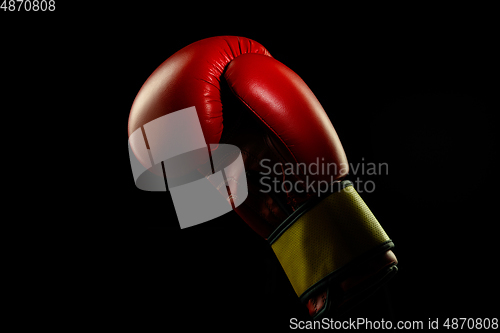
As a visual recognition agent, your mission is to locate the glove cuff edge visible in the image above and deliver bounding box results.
[268,180,353,245]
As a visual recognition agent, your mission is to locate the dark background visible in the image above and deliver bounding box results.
[3,5,497,331]
[114,18,497,330]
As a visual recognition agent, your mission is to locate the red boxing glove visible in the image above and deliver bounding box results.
[128,36,397,318]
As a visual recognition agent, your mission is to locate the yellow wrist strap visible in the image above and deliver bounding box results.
[268,180,393,303]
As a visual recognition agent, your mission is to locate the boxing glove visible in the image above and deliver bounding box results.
[128,36,398,318]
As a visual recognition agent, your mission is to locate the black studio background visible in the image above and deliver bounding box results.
[111,17,498,330]
[3,5,497,331]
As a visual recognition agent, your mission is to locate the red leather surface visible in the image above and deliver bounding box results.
[225,54,348,182]
[128,36,271,145]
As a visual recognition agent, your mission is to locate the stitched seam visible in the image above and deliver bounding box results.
[215,177,239,190]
